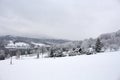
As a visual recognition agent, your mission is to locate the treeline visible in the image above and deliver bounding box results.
[58,30,120,53]
[0,38,102,61]
[1,30,120,61]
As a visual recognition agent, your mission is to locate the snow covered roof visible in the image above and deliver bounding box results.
[5,41,30,49]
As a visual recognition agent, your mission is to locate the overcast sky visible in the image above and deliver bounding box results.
[0,0,120,40]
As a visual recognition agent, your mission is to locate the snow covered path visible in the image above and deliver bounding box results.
[0,51,120,80]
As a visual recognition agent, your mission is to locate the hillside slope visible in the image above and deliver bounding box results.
[0,51,120,80]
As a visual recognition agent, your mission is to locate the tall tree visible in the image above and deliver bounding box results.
[95,38,103,53]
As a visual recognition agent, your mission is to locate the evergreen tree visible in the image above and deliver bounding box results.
[95,38,103,52]
[49,49,54,57]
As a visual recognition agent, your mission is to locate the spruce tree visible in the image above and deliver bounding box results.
[49,49,54,57]
[95,38,102,53]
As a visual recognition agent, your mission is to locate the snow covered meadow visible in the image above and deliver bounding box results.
[0,51,120,80]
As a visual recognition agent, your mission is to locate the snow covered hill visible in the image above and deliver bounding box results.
[0,51,120,80]
[0,35,70,46]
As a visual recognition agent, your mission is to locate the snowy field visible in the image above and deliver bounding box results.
[0,51,120,80]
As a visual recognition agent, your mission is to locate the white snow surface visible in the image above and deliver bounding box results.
[0,51,120,80]
[31,42,46,46]
[31,42,50,48]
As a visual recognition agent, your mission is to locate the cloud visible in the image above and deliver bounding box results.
[0,0,120,40]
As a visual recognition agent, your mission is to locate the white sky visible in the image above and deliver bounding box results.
[0,0,120,40]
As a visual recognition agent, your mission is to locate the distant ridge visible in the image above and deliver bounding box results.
[0,35,70,47]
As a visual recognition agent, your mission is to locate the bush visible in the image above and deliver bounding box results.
[0,50,5,60]
[55,52,66,57]
[68,52,77,56]
[0,53,5,60]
